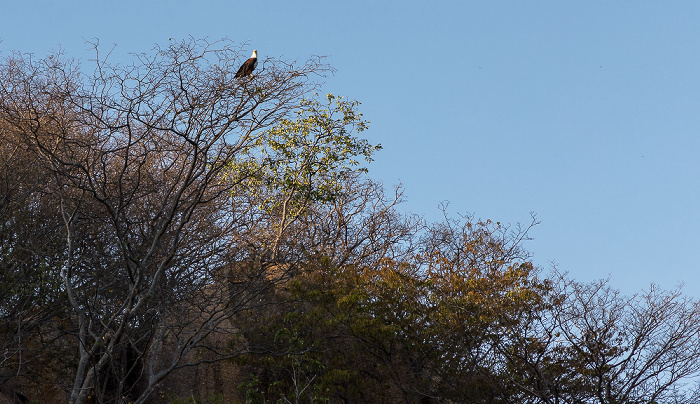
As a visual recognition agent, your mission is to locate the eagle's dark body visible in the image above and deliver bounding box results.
[235,50,258,78]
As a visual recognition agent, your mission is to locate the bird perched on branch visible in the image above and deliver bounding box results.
[235,49,258,78]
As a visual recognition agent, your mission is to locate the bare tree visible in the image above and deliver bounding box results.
[502,272,700,404]
[273,175,422,268]
[0,38,381,403]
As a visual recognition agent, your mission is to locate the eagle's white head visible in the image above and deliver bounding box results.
[251,50,258,59]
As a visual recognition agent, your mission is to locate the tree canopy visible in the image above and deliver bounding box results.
[1,38,700,404]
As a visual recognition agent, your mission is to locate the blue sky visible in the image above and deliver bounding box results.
[3,1,700,296]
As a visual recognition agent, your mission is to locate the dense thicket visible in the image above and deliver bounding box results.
[1,40,700,404]
[237,216,700,404]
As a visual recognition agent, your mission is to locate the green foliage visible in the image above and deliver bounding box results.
[235,297,331,404]
[234,218,561,402]
[228,94,381,218]
[237,376,266,403]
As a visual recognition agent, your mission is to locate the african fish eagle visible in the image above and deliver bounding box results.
[235,50,258,78]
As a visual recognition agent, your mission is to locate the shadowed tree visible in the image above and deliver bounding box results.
[4,38,700,404]
[237,212,548,403]
[0,38,380,404]
[502,272,700,404]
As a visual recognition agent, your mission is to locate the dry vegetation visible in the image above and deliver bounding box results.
[1,39,700,404]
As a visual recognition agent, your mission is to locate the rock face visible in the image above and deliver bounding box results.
[149,359,243,403]
[145,309,247,403]
[0,387,29,404]
[145,262,293,403]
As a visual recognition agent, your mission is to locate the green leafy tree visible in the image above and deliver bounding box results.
[238,214,550,403]
[227,94,381,260]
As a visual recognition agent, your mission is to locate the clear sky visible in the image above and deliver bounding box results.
[3,1,700,296]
